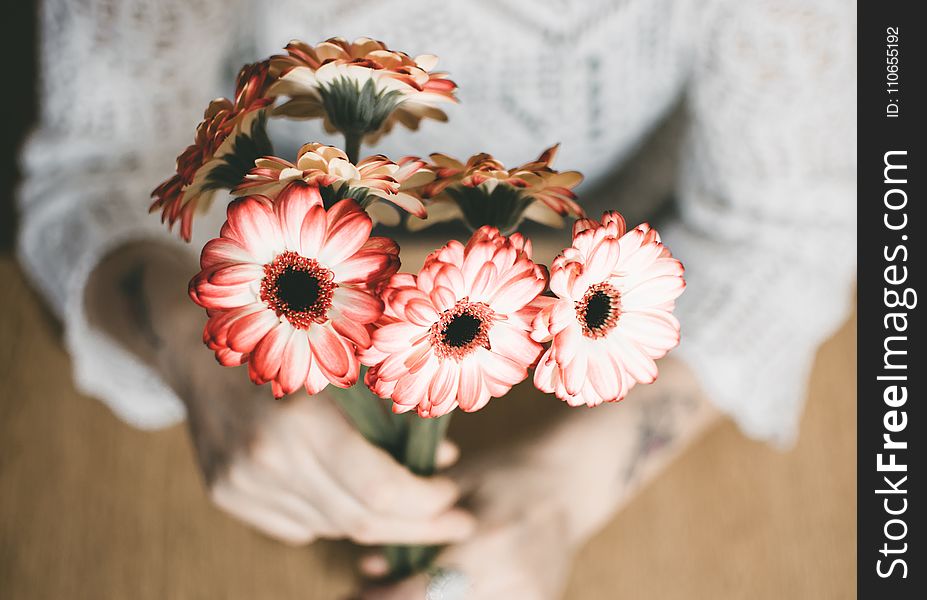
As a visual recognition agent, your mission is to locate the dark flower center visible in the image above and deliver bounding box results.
[261,252,336,329]
[576,282,622,338]
[442,313,483,348]
[430,299,495,360]
[583,291,613,331]
[276,268,321,312]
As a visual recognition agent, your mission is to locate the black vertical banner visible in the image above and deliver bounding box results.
[859,2,924,597]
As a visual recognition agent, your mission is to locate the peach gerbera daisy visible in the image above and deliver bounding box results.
[189,183,399,398]
[233,143,433,225]
[269,37,457,143]
[532,212,685,407]
[408,145,584,234]
[151,61,276,241]
[362,227,548,417]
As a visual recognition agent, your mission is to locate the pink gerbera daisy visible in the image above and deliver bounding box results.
[532,212,685,407]
[189,182,399,398]
[362,227,548,417]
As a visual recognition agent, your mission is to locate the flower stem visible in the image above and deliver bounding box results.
[403,414,452,476]
[329,381,452,578]
[384,414,452,577]
[344,131,363,164]
[330,372,401,455]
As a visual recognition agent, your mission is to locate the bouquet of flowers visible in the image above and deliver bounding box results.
[151,37,685,577]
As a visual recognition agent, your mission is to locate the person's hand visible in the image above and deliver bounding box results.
[355,359,718,599]
[87,244,475,547]
[161,283,475,547]
[356,450,582,600]
[200,389,474,547]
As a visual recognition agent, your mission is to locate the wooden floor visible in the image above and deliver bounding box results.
[0,254,856,599]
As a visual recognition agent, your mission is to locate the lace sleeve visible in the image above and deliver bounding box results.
[666,0,856,445]
[17,0,243,428]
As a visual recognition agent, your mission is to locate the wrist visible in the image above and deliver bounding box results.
[86,241,200,376]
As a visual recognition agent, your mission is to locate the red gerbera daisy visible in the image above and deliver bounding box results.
[407,144,584,233]
[151,61,276,241]
[362,227,548,417]
[532,212,685,406]
[189,182,399,397]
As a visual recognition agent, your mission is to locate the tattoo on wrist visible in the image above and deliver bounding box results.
[118,263,163,350]
[622,392,699,484]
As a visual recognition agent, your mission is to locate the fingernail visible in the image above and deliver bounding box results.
[359,553,390,578]
[445,508,477,538]
[436,439,460,468]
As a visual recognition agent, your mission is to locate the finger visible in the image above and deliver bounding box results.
[358,552,390,578]
[263,410,382,537]
[230,460,334,536]
[436,439,460,470]
[354,507,476,546]
[272,396,474,544]
[211,480,315,546]
[302,409,462,519]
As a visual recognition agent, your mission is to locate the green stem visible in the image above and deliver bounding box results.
[344,131,363,164]
[329,380,452,578]
[385,415,452,577]
[403,414,452,476]
[330,374,400,455]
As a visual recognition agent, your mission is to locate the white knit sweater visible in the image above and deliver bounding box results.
[17,0,857,445]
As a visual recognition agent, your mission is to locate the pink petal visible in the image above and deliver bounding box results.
[190,275,255,310]
[457,357,490,412]
[331,286,383,323]
[436,264,466,298]
[586,350,621,401]
[331,317,372,349]
[224,196,281,263]
[429,285,457,312]
[467,262,498,302]
[488,272,544,314]
[200,238,256,269]
[215,347,247,366]
[391,367,432,408]
[332,251,396,285]
[552,323,582,364]
[562,340,589,396]
[427,360,459,417]
[276,331,311,397]
[620,275,686,311]
[618,311,680,355]
[319,201,372,266]
[373,322,429,353]
[207,263,264,286]
[611,333,658,384]
[532,347,558,394]
[488,322,541,366]
[584,237,621,284]
[309,324,356,385]
[299,204,328,256]
[275,181,322,249]
[383,191,427,218]
[227,308,279,353]
[250,323,293,384]
[478,350,527,389]
[204,303,265,348]
[304,354,331,395]
[404,298,439,326]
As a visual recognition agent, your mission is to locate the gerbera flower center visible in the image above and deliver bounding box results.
[260,251,335,329]
[430,299,495,359]
[576,282,622,338]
